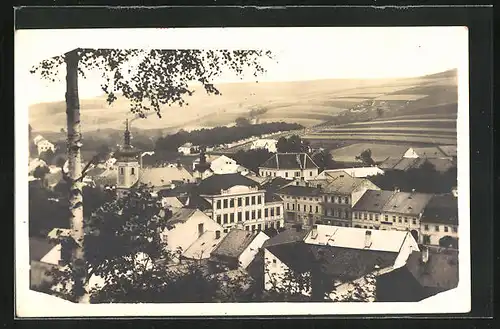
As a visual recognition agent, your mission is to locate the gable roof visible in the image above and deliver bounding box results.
[161,196,184,208]
[166,208,198,225]
[437,145,457,157]
[260,153,319,170]
[411,147,448,158]
[303,225,414,253]
[321,174,371,194]
[262,228,309,249]
[140,166,194,188]
[421,194,458,225]
[382,191,433,216]
[277,185,323,197]
[265,192,283,203]
[261,177,290,192]
[379,157,404,170]
[195,173,260,196]
[30,237,56,262]
[266,242,312,274]
[352,190,395,212]
[183,230,226,260]
[405,249,459,290]
[393,158,420,171]
[211,229,259,259]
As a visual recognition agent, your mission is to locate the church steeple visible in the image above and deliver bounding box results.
[124,119,131,147]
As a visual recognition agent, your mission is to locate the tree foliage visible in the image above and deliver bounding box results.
[276,135,309,153]
[312,150,340,171]
[31,48,275,118]
[355,149,376,166]
[232,148,275,174]
[155,122,302,152]
[33,165,50,181]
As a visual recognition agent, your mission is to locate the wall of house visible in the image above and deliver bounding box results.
[264,249,312,297]
[238,231,270,269]
[352,181,381,206]
[162,210,223,257]
[420,222,458,245]
[259,168,318,181]
[37,140,55,155]
[403,148,419,158]
[116,160,140,188]
[393,233,420,269]
[280,194,323,227]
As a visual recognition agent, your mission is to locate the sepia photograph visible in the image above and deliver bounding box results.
[15,26,470,317]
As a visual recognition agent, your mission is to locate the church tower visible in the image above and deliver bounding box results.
[115,119,141,199]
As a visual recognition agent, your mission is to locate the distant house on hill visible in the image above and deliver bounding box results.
[259,153,319,181]
[33,135,55,155]
[178,143,195,155]
[250,139,278,153]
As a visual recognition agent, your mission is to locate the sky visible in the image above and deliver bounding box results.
[15,27,468,104]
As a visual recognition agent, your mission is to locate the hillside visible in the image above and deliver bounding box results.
[28,69,457,134]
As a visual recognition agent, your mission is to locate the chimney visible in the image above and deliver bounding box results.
[215,230,221,240]
[311,224,318,239]
[364,230,372,248]
[421,247,429,263]
[176,159,182,169]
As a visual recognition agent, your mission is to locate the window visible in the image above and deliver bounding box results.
[385,215,388,221]
[258,196,262,204]
[292,204,295,210]
[251,225,256,232]
[344,197,349,204]
[444,226,449,232]
[369,214,373,221]
[230,213,235,223]
[245,226,249,231]
[258,209,262,219]
[277,207,281,216]
[198,223,204,237]
[271,208,275,216]
[392,216,396,222]
[424,224,429,231]
[398,216,402,223]
[223,214,228,224]
[277,221,281,228]
[412,218,417,225]
[251,211,256,220]
[230,199,235,207]
[257,224,262,231]
[286,203,290,210]
[452,226,458,233]
[375,214,379,221]
[216,215,222,224]
[237,212,242,222]
[216,200,221,209]
[310,171,313,176]
[265,208,269,217]
[245,197,250,205]
[295,172,300,177]
[223,228,229,233]
[245,211,250,221]
[316,206,319,213]
[309,205,313,213]
[435,225,440,232]
[251,196,256,205]
[285,172,289,178]
[237,198,242,207]
[119,167,124,175]
[131,168,135,175]
[404,217,408,223]
[363,213,368,220]
[223,199,228,209]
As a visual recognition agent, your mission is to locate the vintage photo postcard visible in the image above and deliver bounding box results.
[15,26,470,317]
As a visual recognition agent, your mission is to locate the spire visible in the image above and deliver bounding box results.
[124,119,131,147]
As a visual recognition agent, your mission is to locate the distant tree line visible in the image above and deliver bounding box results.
[276,135,310,153]
[155,122,303,152]
[368,161,457,194]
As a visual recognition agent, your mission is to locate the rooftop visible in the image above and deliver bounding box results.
[195,173,260,196]
[183,230,226,260]
[379,157,404,170]
[262,228,309,249]
[382,191,433,216]
[140,166,194,188]
[277,185,323,197]
[321,174,370,194]
[410,147,448,158]
[261,177,291,192]
[166,208,198,225]
[406,249,459,290]
[29,237,56,262]
[392,158,420,171]
[437,145,457,157]
[303,225,414,253]
[211,229,259,259]
[260,153,319,170]
[421,194,458,225]
[352,189,396,212]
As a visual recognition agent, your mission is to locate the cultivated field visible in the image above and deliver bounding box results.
[328,143,411,163]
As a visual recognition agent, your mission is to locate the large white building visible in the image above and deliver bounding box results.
[33,135,55,155]
[259,153,319,181]
[186,173,285,233]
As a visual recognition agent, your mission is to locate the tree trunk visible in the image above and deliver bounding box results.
[65,49,88,302]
